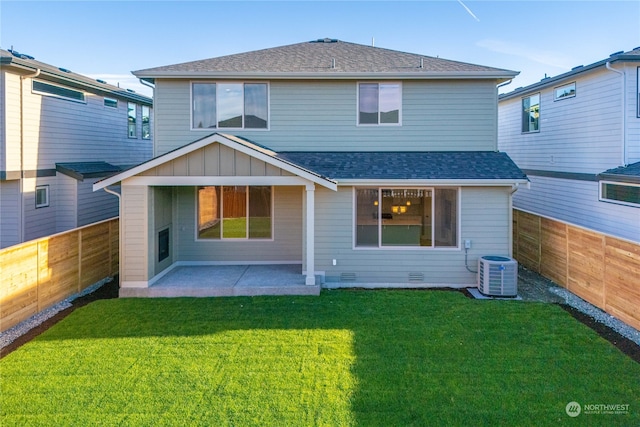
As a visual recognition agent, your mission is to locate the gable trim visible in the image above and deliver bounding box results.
[93,133,337,191]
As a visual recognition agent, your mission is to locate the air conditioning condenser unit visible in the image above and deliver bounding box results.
[478,256,518,297]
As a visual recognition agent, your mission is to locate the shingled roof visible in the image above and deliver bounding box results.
[278,151,528,181]
[599,161,640,184]
[133,38,517,81]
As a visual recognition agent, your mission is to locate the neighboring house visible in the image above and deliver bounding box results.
[0,49,153,248]
[498,47,640,243]
[95,38,527,292]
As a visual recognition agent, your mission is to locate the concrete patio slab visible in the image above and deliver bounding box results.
[119,264,320,298]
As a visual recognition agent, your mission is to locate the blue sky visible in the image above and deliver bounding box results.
[2,1,639,97]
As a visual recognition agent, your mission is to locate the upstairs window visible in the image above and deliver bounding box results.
[554,82,576,101]
[358,83,401,125]
[142,105,151,139]
[128,102,137,138]
[522,93,540,133]
[104,97,118,108]
[192,82,268,130]
[32,80,85,103]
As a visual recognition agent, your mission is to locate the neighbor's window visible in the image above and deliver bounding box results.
[104,97,118,108]
[32,80,85,103]
[35,185,50,208]
[358,83,401,125]
[522,93,540,133]
[355,187,457,248]
[192,82,268,129]
[197,186,272,239]
[600,181,640,207]
[554,82,576,101]
[128,102,137,138]
[142,105,150,139]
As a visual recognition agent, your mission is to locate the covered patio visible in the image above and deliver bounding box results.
[120,264,320,298]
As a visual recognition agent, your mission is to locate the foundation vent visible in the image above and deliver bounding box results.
[340,272,357,282]
[408,272,424,282]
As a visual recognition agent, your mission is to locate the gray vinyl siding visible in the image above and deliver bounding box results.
[0,71,6,169]
[498,68,625,174]
[154,79,498,155]
[21,84,152,170]
[623,63,640,164]
[0,180,21,248]
[1,72,21,172]
[77,179,119,226]
[121,185,150,282]
[55,173,77,232]
[22,176,57,242]
[513,176,640,243]
[173,186,302,263]
[314,186,511,285]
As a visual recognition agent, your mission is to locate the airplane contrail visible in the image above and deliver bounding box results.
[457,0,480,22]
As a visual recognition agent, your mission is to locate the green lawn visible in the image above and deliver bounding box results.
[1,290,639,426]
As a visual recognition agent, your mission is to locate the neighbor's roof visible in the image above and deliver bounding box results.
[133,38,518,82]
[0,49,152,105]
[599,161,640,185]
[500,46,640,101]
[56,162,123,181]
[278,151,528,182]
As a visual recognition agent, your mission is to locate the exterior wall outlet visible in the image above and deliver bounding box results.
[332,259,337,266]
[464,240,472,249]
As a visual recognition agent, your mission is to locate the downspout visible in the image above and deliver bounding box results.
[605,62,626,166]
[103,185,122,281]
[20,67,41,243]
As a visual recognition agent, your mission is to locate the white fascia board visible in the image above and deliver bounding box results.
[124,175,313,187]
[93,133,337,192]
[134,71,518,81]
[337,178,530,186]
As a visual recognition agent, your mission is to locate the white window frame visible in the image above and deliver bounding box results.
[352,186,460,250]
[35,185,50,208]
[195,185,275,241]
[554,82,576,101]
[190,81,270,131]
[32,80,86,103]
[128,102,137,138]
[141,105,151,139]
[521,93,540,133]
[104,97,118,108]
[356,82,402,126]
[599,180,640,208]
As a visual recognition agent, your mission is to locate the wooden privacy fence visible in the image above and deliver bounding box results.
[0,218,118,332]
[513,209,640,331]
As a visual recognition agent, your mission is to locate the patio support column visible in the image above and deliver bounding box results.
[305,184,316,286]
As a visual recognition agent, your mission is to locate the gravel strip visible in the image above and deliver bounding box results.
[549,287,640,346]
[0,278,112,350]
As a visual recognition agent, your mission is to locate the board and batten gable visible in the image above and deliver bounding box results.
[313,186,512,285]
[498,66,635,173]
[153,79,499,155]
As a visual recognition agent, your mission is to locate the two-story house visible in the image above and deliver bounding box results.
[498,47,640,244]
[0,49,153,249]
[94,39,527,296]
